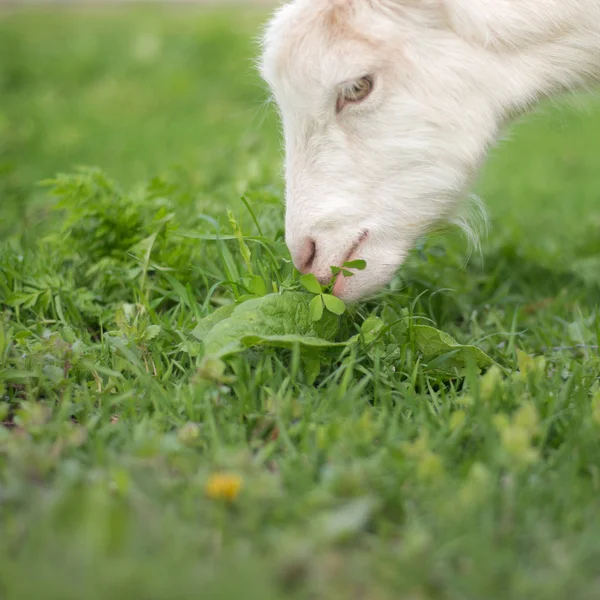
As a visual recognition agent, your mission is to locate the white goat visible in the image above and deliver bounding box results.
[260,0,600,300]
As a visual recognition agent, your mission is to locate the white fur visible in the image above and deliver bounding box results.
[260,0,600,300]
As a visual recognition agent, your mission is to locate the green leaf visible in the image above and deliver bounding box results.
[240,334,348,351]
[142,325,161,341]
[244,274,267,297]
[192,292,340,357]
[191,303,236,341]
[300,273,322,295]
[322,294,346,316]
[412,325,493,371]
[361,315,384,345]
[310,295,324,322]
[343,259,367,270]
[330,266,342,276]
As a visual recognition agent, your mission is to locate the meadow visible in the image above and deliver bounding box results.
[1,6,600,599]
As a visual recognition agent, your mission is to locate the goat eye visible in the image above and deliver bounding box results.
[336,75,374,113]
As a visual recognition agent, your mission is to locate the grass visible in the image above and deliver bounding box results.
[1,6,600,599]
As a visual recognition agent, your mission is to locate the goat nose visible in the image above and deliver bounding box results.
[294,237,317,274]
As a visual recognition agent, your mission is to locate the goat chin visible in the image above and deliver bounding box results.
[260,0,600,300]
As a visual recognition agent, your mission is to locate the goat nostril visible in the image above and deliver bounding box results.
[297,238,317,274]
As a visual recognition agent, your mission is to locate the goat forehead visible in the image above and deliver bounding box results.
[262,0,382,94]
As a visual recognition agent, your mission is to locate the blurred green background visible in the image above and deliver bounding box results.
[1,6,281,238]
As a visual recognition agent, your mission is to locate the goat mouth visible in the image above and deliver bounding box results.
[332,230,369,297]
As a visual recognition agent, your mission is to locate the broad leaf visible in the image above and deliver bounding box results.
[412,325,493,370]
[192,292,340,357]
[240,334,348,350]
[191,303,236,341]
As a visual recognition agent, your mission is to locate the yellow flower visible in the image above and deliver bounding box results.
[205,473,243,502]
